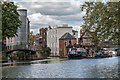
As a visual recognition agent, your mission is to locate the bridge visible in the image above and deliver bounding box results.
[3,45,36,54]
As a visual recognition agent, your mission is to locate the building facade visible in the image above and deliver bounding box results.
[47,24,78,56]
[39,28,48,46]
[78,29,95,49]
[59,33,77,56]
[5,9,30,50]
[5,37,16,50]
[15,9,30,46]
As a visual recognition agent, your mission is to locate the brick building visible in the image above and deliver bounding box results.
[47,24,78,56]
[39,28,48,46]
[59,33,77,56]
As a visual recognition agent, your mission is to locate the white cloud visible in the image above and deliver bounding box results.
[16,1,85,35]
[30,29,39,35]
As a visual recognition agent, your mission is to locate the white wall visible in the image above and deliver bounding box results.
[47,27,78,56]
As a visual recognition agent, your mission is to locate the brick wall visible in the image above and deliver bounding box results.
[39,28,48,46]
[59,39,76,56]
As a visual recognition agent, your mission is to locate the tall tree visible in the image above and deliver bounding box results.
[2,2,21,40]
[81,2,119,45]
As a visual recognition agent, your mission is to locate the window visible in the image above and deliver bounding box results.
[73,32,75,35]
[69,40,72,45]
[64,41,67,46]
[44,32,45,35]
[54,43,56,47]
[8,39,10,43]
[11,38,12,43]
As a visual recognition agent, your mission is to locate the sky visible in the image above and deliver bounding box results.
[13,0,86,37]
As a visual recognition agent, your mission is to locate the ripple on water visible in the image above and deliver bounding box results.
[2,56,119,78]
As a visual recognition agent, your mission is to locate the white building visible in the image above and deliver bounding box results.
[47,24,78,56]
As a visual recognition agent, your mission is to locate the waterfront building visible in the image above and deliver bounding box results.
[5,9,30,50]
[5,37,16,50]
[34,34,42,49]
[15,9,30,46]
[59,33,77,56]
[78,29,95,49]
[39,28,48,46]
[72,30,78,43]
[47,24,78,56]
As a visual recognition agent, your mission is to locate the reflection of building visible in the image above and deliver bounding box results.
[78,29,95,48]
[39,28,48,46]
[47,24,78,56]
[59,33,77,56]
[15,9,30,46]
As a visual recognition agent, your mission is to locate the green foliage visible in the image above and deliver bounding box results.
[39,45,51,56]
[20,42,23,46]
[2,2,21,40]
[30,31,34,45]
[81,2,119,44]
[16,51,24,58]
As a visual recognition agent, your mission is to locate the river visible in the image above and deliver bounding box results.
[2,56,120,78]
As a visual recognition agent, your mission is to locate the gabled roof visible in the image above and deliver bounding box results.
[59,33,76,40]
[72,30,78,32]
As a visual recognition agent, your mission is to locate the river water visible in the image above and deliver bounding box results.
[2,56,120,78]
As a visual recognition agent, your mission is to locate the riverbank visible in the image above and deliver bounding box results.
[2,57,67,67]
[2,55,119,67]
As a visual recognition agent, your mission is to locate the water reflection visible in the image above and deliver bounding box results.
[2,57,119,78]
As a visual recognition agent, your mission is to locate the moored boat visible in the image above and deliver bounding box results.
[68,47,87,59]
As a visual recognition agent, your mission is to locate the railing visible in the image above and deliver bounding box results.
[3,45,36,52]
[80,43,94,45]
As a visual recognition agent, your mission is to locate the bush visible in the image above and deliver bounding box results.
[16,51,24,59]
[39,45,51,56]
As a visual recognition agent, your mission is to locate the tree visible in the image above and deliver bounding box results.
[39,45,51,56]
[30,31,34,45]
[81,2,119,45]
[2,2,21,40]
